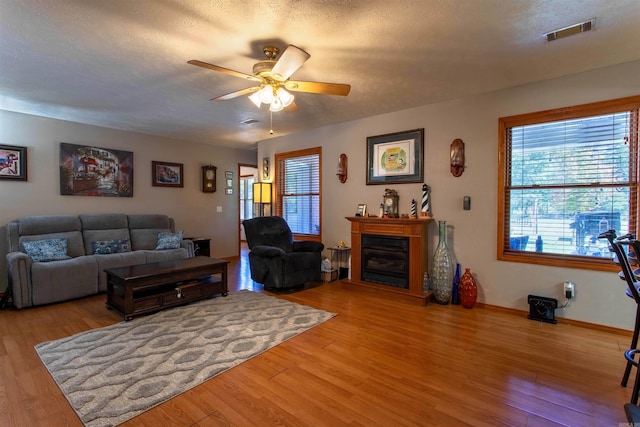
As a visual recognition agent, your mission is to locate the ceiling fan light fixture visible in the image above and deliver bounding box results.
[248,92,262,108]
[269,97,284,112]
[258,86,274,104]
[276,87,294,107]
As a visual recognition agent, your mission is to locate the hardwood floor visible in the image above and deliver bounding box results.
[0,249,634,426]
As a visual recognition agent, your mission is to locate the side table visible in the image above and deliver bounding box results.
[328,246,351,279]
[185,237,211,257]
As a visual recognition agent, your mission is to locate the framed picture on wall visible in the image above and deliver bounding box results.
[0,144,27,181]
[151,161,184,188]
[60,143,133,196]
[366,128,424,185]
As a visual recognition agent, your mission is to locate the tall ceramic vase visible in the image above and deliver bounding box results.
[431,221,453,304]
[459,268,478,309]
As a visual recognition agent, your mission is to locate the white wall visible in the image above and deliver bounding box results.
[0,111,256,290]
[258,59,640,330]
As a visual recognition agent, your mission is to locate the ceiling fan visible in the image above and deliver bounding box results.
[188,45,351,112]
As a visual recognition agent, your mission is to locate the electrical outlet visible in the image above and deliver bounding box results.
[564,281,575,299]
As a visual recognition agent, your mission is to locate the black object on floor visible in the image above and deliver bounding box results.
[527,295,558,324]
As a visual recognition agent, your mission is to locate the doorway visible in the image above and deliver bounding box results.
[238,164,258,248]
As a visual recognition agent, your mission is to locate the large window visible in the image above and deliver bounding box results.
[498,96,640,271]
[275,147,321,241]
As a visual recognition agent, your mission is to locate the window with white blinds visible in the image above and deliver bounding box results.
[498,96,640,271]
[275,147,321,240]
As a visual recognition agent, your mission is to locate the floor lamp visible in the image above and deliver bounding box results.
[253,182,272,217]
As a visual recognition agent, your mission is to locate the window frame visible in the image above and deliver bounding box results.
[274,147,322,242]
[498,95,640,272]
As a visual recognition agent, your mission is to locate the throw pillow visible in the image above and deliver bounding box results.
[92,239,131,255]
[155,231,183,250]
[22,238,71,262]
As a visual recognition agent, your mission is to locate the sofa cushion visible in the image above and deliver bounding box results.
[18,215,81,236]
[31,256,98,306]
[128,214,173,251]
[130,229,169,250]
[92,239,131,254]
[143,248,189,263]
[79,213,128,230]
[22,238,71,262]
[128,214,171,229]
[156,231,183,250]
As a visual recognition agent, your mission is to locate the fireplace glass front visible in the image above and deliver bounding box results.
[361,234,409,289]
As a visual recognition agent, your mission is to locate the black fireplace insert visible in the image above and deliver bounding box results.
[361,234,409,289]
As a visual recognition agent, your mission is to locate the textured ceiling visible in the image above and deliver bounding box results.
[1,0,640,149]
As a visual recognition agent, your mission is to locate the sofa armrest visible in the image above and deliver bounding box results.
[252,245,287,258]
[293,241,324,253]
[6,251,33,309]
[180,239,195,258]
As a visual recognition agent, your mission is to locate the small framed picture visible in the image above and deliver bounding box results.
[0,144,28,181]
[226,178,233,187]
[356,203,367,217]
[152,161,183,188]
[225,171,233,179]
[225,187,233,195]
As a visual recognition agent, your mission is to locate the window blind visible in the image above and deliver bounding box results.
[275,148,321,237]
[499,96,640,270]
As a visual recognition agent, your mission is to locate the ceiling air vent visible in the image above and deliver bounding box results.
[240,119,259,125]
[545,18,595,42]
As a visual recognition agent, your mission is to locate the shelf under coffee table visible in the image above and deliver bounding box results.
[104,257,229,321]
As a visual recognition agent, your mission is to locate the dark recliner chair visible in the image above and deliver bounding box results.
[242,216,324,290]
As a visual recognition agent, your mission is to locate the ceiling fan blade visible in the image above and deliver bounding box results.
[271,45,310,81]
[210,86,259,101]
[285,80,351,96]
[188,60,260,82]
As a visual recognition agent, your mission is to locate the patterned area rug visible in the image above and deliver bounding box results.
[35,290,336,427]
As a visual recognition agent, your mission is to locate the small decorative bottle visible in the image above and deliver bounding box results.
[431,221,453,304]
[459,268,478,309]
[451,263,461,305]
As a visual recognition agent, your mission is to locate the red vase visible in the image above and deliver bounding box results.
[459,268,477,309]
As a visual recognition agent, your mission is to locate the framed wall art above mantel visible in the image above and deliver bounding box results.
[366,128,424,185]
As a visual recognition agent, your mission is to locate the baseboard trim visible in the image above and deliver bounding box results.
[477,302,632,336]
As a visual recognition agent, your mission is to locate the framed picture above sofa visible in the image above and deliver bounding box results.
[152,161,184,188]
[59,143,134,197]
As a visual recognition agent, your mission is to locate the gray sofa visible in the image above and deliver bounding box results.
[6,213,195,309]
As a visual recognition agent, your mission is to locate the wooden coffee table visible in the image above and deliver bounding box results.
[104,257,229,320]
